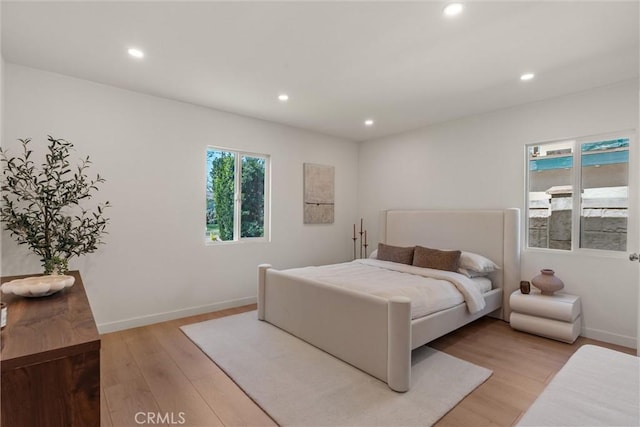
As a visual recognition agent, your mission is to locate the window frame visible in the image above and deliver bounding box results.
[524,130,635,256]
[206,145,270,244]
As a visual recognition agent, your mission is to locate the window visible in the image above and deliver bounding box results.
[526,134,630,252]
[206,147,269,242]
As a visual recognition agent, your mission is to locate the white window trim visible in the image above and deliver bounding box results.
[524,130,635,257]
[206,146,271,244]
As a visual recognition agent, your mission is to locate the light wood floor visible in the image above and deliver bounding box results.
[101,305,635,427]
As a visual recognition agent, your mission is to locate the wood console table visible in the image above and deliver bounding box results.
[1,271,100,427]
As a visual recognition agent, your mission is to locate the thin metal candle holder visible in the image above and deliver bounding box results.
[352,218,368,260]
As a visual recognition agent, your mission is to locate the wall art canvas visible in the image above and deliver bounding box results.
[303,163,334,224]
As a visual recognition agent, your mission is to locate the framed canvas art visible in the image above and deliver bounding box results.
[303,163,334,224]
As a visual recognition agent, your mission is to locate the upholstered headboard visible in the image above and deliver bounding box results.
[380,208,520,320]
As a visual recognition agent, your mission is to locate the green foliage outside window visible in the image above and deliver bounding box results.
[207,149,266,241]
[210,152,235,241]
[241,157,265,238]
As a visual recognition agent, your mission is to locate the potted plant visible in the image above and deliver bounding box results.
[0,136,110,279]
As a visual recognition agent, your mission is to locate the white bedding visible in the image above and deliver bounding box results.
[283,259,486,319]
[470,276,492,293]
[518,345,640,426]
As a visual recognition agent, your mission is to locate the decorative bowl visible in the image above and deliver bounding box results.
[1,275,75,297]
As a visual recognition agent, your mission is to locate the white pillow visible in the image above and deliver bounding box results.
[458,268,491,278]
[458,251,500,276]
[368,249,378,259]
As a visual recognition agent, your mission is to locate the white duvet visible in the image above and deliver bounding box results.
[284,259,487,319]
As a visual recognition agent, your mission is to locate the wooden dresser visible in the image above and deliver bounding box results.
[1,271,100,427]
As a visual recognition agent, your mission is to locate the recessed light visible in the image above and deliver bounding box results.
[520,73,535,81]
[443,3,464,17]
[128,48,144,59]
[278,94,289,102]
[364,119,374,127]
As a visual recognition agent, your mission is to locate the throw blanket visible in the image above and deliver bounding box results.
[284,259,486,319]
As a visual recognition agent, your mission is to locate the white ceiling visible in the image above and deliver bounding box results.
[2,1,639,142]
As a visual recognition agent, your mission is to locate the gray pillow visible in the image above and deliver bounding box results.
[377,243,415,265]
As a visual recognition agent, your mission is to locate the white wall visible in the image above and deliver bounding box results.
[359,81,639,348]
[2,64,359,332]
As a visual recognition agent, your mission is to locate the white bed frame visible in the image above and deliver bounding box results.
[258,209,520,392]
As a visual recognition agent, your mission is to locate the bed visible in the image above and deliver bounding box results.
[517,345,639,426]
[258,208,520,391]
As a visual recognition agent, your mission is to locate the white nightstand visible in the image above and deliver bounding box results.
[509,290,582,343]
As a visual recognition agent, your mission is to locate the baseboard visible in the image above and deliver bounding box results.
[97,296,257,334]
[581,327,637,350]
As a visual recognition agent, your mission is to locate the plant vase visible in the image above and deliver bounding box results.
[531,269,564,295]
[0,136,110,288]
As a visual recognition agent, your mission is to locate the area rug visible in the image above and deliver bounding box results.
[181,311,491,426]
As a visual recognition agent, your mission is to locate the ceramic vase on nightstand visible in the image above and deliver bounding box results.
[531,269,564,295]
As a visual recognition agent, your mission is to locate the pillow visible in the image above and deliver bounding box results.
[412,246,461,272]
[368,249,378,259]
[376,243,414,265]
[457,251,500,276]
[457,268,491,278]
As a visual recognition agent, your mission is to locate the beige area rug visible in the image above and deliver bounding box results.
[181,311,491,426]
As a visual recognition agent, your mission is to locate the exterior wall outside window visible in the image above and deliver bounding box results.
[526,136,630,252]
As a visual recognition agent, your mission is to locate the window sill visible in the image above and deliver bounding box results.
[523,246,629,260]
[205,238,270,246]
